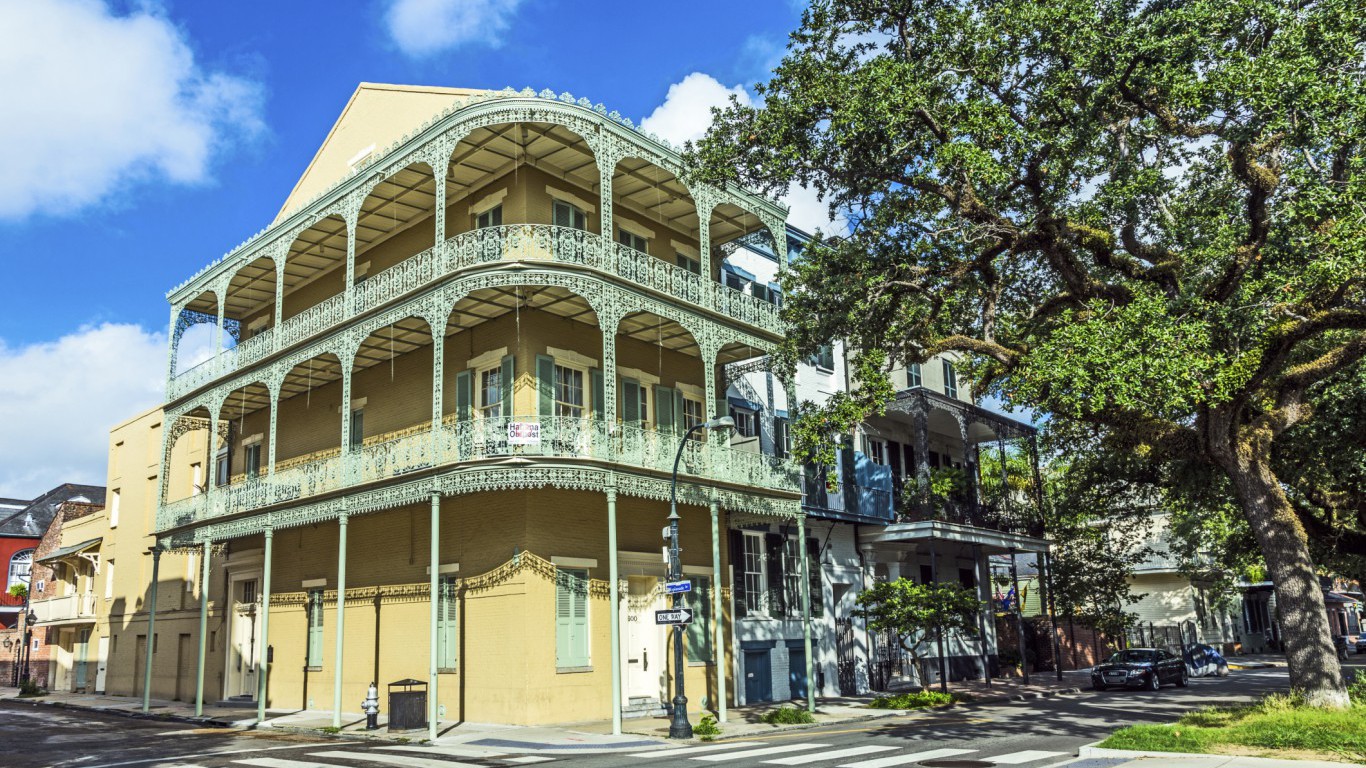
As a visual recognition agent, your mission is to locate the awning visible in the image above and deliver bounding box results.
[721,262,756,281]
[36,537,101,564]
[727,396,762,412]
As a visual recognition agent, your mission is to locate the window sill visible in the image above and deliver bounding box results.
[686,661,714,667]
[437,668,458,675]
[556,665,593,674]
[306,666,323,672]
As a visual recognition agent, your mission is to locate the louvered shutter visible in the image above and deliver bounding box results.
[728,532,747,619]
[307,591,324,666]
[590,368,604,420]
[501,355,515,418]
[654,386,675,434]
[438,577,458,669]
[556,568,589,668]
[455,370,472,422]
[807,538,823,618]
[673,389,686,434]
[622,379,640,424]
[536,355,554,418]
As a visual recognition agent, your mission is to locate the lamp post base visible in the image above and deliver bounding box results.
[668,694,693,739]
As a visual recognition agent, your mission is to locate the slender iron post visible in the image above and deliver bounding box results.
[607,485,622,735]
[333,512,349,729]
[429,492,439,741]
[258,528,273,722]
[1009,548,1028,685]
[973,545,991,686]
[195,540,210,716]
[1041,552,1063,680]
[798,515,814,712]
[667,424,699,739]
[709,499,726,723]
[142,546,162,712]
[929,537,948,692]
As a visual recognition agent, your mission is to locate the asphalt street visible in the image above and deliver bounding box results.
[1,665,1356,768]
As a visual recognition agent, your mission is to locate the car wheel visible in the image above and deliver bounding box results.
[1148,671,1161,691]
[1176,669,1188,687]
[1092,681,1106,691]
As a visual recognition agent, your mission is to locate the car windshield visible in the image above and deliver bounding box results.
[1108,650,1156,664]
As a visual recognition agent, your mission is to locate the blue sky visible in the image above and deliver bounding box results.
[0,0,820,497]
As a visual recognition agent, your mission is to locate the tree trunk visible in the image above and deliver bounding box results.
[1210,420,1348,708]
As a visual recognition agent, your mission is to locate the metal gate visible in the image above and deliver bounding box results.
[835,618,859,696]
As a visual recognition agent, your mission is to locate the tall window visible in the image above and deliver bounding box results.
[476,205,502,229]
[908,363,922,388]
[109,489,120,528]
[774,417,790,459]
[554,365,585,418]
[675,253,700,274]
[245,444,262,478]
[730,407,757,438]
[783,537,803,618]
[743,532,766,616]
[215,446,229,487]
[437,576,458,671]
[7,549,33,591]
[682,397,704,431]
[349,409,364,448]
[618,228,648,253]
[553,200,587,230]
[104,559,115,599]
[306,589,324,668]
[867,437,889,465]
[191,463,203,495]
[942,359,958,398]
[685,576,713,663]
[555,567,590,668]
[479,367,503,418]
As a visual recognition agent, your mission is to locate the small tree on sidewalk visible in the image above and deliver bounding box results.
[856,579,981,688]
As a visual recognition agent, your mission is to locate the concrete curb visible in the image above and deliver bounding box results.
[1077,741,1358,767]
[2,695,242,729]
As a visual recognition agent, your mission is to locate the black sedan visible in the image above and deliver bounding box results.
[1092,648,1188,691]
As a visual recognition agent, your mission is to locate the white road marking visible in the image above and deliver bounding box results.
[379,746,508,758]
[501,758,555,764]
[982,751,1067,764]
[839,748,977,768]
[78,744,330,768]
[692,744,833,761]
[764,745,899,764]
[235,759,351,768]
[308,751,485,768]
[631,741,765,757]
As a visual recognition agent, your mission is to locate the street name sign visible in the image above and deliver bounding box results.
[664,580,692,594]
[654,608,694,625]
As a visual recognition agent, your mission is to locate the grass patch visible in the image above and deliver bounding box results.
[1100,692,1366,762]
[868,690,969,709]
[319,726,342,734]
[760,706,815,725]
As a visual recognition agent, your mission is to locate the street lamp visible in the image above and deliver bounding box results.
[667,415,734,740]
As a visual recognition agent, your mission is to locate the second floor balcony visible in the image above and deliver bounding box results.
[31,592,97,626]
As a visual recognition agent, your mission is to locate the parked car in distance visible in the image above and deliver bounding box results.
[1185,643,1230,677]
[1093,648,1188,691]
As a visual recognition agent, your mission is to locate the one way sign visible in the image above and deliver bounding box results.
[654,608,694,626]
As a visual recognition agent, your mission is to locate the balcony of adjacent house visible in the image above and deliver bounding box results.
[30,552,101,627]
[159,292,798,532]
[801,400,1042,538]
[166,119,787,402]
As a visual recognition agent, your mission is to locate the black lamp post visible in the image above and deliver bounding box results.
[21,608,37,684]
[668,415,734,740]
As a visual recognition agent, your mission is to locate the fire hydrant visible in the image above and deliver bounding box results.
[361,682,380,730]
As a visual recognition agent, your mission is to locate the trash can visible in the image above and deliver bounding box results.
[387,678,428,732]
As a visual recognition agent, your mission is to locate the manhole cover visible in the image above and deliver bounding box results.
[920,761,994,768]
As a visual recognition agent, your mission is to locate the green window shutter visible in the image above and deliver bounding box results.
[501,355,515,418]
[590,368,604,420]
[807,538,823,618]
[729,533,747,619]
[654,386,675,434]
[765,533,787,618]
[455,370,472,422]
[307,591,324,666]
[622,379,640,424]
[673,389,685,434]
[438,577,458,670]
[536,355,554,418]
[556,568,589,668]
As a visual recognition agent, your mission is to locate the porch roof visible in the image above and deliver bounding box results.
[36,537,101,564]
[858,519,1050,555]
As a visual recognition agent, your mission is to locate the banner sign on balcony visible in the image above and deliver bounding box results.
[508,422,541,446]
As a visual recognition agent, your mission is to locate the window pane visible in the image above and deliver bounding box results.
[480,368,502,418]
[554,365,584,417]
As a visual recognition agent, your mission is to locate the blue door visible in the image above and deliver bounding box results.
[788,645,807,699]
[744,649,772,703]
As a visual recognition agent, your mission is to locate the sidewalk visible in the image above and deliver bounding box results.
[1070,744,1358,768]
[1224,653,1288,670]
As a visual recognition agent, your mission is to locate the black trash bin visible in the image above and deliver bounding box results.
[387,678,428,732]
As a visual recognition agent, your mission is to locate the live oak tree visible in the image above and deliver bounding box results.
[688,0,1366,705]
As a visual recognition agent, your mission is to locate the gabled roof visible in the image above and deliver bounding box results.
[0,484,106,538]
[275,83,488,222]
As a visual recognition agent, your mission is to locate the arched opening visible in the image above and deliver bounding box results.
[355,162,437,285]
[350,316,434,471]
[717,341,773,455]
[274,353,344,468]
[215,381,273,485]
[171,290,223,377]
[223,255,278,356]
[162,406,218,509]
[615,311,704,450]
[280,215,347,322]
[610,158,700,274]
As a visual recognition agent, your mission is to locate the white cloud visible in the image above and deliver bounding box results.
[0,0,264,221]
[0,324,168,498]
[384,0,524,57]
[641,73,844,235]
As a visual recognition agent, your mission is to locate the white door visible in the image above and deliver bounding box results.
[227,576,261,698]
[94,636,109,693]
[623,576,666,701]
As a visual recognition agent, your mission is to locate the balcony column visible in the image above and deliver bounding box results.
[928,537,948,692]
[272,250,285,350]
[194,539,211,716]
[430,313,446,444]
[709,497,726,722]
[332,510,349,729]
[339,345,357,483]
[257,527,273,721]
[998,437,1010,520]
[214,296,226,364]
[343,195,361,302]
[912,396,932,517]
[694,189,717,281]
[267,385,279,476]
[600,308,621,426]
[1009,547,1029,685]
[973,544,992,686]
[797,513,814,713]
[432,155,447,246]
[428,491,439,742]
[166,304,182,385]
[1040,550,1063,681]
[762,215,787,275]
[141,545,162,713]
[957,415,978,512]
[597,145,622,240]
[606,484,621,734]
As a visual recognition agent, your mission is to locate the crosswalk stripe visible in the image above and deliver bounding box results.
[838,748,977,768]
[236,759,352,768]
[308,750,484,768]
[982,751,1067,764]
[380,746,508,758]
[501,759,555,764]
[631,741,765,758]
[692,744,833,761]
[764,746,900,764]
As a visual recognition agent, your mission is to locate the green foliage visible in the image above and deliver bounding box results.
[689,0,1366,701]
[18,679,44,697]
[761,706,816,725]
[694,714,722,740]
[856,579,981,670]
[8,583,26,600]
[320,726,342,734]
[869,690,965,709]
[1100,694,1366,761]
